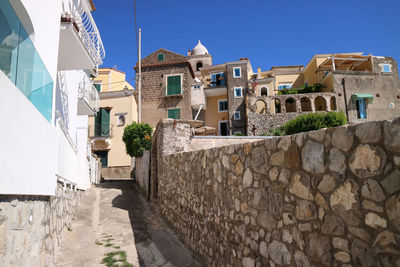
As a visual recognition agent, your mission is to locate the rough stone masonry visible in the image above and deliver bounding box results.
[156,117,400,266]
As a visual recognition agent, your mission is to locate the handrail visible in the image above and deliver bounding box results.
[78,74,99,112]
[61,0,105,66]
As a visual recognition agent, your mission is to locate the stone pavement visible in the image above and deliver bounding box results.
[55,181,202,267]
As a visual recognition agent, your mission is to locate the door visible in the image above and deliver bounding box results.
[94,150,108,167]
[357,99,367,119]
[219,121,228,136]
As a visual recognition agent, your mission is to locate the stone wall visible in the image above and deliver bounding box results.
[247,112,300,136]
[157,117,400,266]
[0,182,83,266]
[102,166,132,179]
[135,150,151,198]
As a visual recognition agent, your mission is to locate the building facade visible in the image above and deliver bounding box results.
[0,0,104,264]
[88,67,137,178]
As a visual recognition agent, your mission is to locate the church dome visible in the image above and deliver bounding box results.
[191,40,208,55]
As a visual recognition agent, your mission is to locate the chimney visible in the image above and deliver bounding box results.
[187,49,191,56]
[239,57,249,61]
[257,68,261,79]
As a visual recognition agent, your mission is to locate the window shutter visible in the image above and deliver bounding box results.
[94,84,101,92]
[167,75,181,95]
[168,108,180,119]
[101,108,110,136]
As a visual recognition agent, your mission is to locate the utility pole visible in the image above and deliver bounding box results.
[138,28,141,123]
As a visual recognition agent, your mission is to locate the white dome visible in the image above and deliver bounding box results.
[191,40,208,55]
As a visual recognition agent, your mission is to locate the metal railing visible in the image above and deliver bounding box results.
[88,124,114,138]
[61,0,105,66]
[78,74,99,112]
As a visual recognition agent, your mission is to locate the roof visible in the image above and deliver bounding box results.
[191,40,209,56]
[98,67,126,74]
[318,54,371,71]
[88,0,96,11]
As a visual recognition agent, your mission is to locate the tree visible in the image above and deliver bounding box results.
[122,122,153,157]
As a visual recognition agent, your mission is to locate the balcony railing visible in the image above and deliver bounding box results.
[78,75,99,113]
[89,124,114,138]
[61,0,105,66]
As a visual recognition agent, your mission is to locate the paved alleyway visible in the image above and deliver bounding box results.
[55,181,202,267]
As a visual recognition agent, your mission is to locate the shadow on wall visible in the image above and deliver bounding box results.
[99,181,202,267]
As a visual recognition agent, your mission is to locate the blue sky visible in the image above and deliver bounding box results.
[92,0,400,84]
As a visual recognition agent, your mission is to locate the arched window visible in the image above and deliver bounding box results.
[330,96,337,110]
[196,62,203,71]
[285,98,296,112]
[260,87,268,96]
[300,97,312,112]
[256,100,267,114]
[274,99,281,113]
[315,96,327,111]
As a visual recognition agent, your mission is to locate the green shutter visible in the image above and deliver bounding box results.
[94,84,101,92]
[157,53,164,61]
[95,151,108,167]
[101,108,110,136]
[167,75,181,95]
[168,108,180,119]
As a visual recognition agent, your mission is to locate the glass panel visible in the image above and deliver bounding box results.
[0,1,53,122]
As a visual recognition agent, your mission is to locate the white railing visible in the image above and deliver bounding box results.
[78,74,99,112]
[61,0,105,66]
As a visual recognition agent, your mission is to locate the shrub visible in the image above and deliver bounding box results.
[278,83,324,95]
[234,132,245,136]
[283,111,346,135]
[122,122,153,157]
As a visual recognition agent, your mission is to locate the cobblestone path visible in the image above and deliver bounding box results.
[55,181,202,267]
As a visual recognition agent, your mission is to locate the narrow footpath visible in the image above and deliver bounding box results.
[55,181,202,267]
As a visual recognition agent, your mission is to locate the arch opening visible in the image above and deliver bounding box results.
[196,62,203,71]
[260,87,268,96]
[274,99,281,113]
[315,96,327,111]
[300,97,312,112]
[285,97,296,112]
[330,96,337,111]
[256,100,267,114]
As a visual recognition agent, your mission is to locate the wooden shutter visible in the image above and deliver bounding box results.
[168,108,180,119]
[101,108,110,136]
[167,75,181,95]
[94,84,101,92]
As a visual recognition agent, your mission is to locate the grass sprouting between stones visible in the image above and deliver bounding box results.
[101,251,133,267]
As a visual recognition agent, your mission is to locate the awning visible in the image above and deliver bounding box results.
[351,93,374,104]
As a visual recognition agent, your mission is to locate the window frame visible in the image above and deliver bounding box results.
[210,72,226,87]
[260,87,268,96]
[165,73,183,96]
[157,53,165,62]
[218,99,228,112]
[382,64,391,73]
[167,108,181,119]
[233,111,241,120]
[233,67,242,78]
[234,87,243,98]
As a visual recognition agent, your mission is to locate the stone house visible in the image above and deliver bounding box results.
[135,48,196,128]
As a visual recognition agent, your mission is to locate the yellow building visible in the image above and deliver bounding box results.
[88,68,137,178]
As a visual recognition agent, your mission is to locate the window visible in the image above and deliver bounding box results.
[94,83,102,92]
[157,53,164,61]
[234,111,241,120]
[356,99,367,119]
[166,75,182,96]
[94,108,110,136]
[196,62,203,71]
[260,87,268,96]
[278,84,292,90]
[218,99,228,112]
[168,108,180,119]
[210,72,225,87]
[234,87,243,98]
[118,115,125,126]
[233,67,241,78]
[382,64,391,73]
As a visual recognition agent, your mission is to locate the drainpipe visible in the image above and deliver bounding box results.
[341,78,349,122]
[194,105,203,120]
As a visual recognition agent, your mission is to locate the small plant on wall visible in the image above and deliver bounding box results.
[122,122,153,157]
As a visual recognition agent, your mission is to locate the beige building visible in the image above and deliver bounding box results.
[88,68,137,178]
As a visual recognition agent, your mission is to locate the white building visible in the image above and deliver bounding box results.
[0,0,104,265]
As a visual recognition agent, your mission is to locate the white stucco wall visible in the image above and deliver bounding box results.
[0,71,58,195]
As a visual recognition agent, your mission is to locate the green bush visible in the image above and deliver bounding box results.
[278,83,324,95]
[234,132,245,136]
[283,111,347,135]
[122,122,153,157]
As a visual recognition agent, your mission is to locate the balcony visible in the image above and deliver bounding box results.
[58,0,105,70]
[77,75,99,115]
[89,124,114,151]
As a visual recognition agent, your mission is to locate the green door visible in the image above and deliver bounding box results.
[95,151,108,167]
